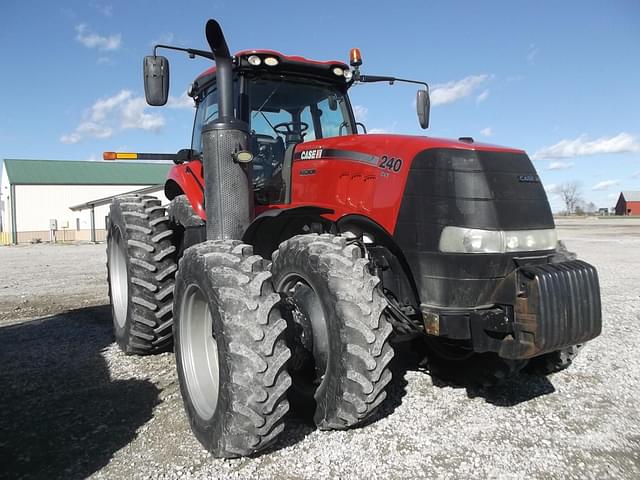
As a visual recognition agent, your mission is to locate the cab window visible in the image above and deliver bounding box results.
[191,87,219,155]
[248,77,353,205]
[248,77,353,140]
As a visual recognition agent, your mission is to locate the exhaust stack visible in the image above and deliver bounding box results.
[201,19,252,241]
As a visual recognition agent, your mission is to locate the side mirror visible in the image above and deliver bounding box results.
[143,55,170,106]
[416,89,430,129]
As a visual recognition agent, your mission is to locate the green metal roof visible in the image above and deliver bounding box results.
[2,159,170,185]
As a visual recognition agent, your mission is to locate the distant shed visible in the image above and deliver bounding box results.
[0,159,170,244]
[615,191,640,216]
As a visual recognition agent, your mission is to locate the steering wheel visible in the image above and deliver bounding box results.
[273,121,309,137]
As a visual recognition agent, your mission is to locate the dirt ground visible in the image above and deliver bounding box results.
[0,218,639,479]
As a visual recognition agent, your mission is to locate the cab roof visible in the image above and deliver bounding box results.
[195,49,350,85]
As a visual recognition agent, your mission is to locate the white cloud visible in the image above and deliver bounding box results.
[61,90,165,144]
[476,89,489,103]
[120,97,165,131]
[167,91,195,109]
[592,179,621,191]
[532,132,640,160]
[75,24,121,51]
[431,74,490,106]
[632,171,640,179]
[480,127,493,137]
[368,128,389,134]
[353,105,368,123]
[546,161,575,171]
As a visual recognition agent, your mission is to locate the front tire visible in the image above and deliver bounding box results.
[271,234,394,430]
[174,240,291,457]
[106,195,177,354]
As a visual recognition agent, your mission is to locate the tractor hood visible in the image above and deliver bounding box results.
[290,133,554,309]
[290,133,550,234]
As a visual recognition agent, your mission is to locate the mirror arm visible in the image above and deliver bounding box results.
[359,75,429,91]
[152,44,214,61]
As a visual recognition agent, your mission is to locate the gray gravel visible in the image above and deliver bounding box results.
[0,218,639,479]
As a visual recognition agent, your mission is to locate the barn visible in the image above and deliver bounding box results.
[615,191,640,216]
[0,159,170,245]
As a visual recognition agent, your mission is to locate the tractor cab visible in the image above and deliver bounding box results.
[189,50,357,205]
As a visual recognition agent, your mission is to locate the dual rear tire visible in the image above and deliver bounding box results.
[173,241,291,457]
[271,234,394,429]
[107,205,396,455]
[172,234,394,456]
[107,195,177,354]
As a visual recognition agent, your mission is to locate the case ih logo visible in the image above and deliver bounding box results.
[300,148,323,160]
[518,174,540,183]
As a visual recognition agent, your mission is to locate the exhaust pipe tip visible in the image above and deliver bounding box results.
[205,19,235,124]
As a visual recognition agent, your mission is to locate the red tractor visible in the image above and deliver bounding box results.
[105,19,602,457]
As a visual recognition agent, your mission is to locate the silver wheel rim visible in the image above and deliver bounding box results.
[179,284,220,420]
[109,227,128,329]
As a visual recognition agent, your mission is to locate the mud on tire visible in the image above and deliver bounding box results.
[271,234,394,430]
[173,240,291,457]
[106,195,177,354]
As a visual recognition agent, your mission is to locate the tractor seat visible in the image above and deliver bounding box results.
[250,134,285,167]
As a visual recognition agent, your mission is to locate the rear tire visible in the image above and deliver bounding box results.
[106,195,177,355]
[271,234,394,430]
[173,240,291,458]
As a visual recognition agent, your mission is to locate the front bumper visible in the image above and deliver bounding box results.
[422,259,602,359]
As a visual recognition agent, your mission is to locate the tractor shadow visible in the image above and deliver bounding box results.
[246,335,557,455]
[418,342,556,407]
[462,373,556,407]
[0,305,159,480]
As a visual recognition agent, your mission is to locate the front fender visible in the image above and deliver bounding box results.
[242,206,334,258]
[165,162,206,221]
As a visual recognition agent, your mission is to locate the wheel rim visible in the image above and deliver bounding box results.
[279,274,330,391]
[109,226,128,329]
[179,284,220,420]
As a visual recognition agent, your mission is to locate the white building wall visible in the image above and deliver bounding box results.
[14,185,166,232]
[0,162,9,232]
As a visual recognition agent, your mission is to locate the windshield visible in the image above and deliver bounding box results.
[247,76,354,141]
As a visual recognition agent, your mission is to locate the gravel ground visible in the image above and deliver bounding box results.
[0,218,639,479]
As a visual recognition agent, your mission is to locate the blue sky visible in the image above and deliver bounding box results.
[1,0,638,211]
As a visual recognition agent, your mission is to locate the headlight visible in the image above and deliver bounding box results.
[247,55,262,66]
[439,226,557,254]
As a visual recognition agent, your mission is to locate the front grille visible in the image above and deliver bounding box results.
[515,260,602,356]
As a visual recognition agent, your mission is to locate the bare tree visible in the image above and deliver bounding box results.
[559,182,583,215]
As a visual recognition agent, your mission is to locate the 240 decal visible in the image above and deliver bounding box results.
[379,155,403,173]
